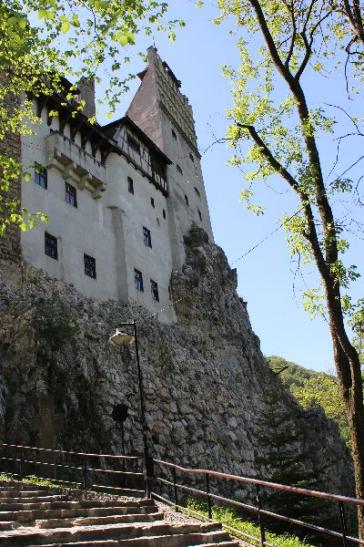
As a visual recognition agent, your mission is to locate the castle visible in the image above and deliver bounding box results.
[19,47,213,322]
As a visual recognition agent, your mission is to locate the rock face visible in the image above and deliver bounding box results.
[0,226,352,499]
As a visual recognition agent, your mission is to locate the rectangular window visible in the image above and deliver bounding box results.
[143,226,152,248]
[127,133,140,154]
[150,197,155,208]
[162,209,166,219]
[44,232,58,260]
[34,163,47,189]
[177,164,183,175]
[134,269,144,292]
[198,209,202,221]
[185,194,189,206]
[151,279,159,302]
[84,254,97,279]
[65,182,77,207]
[128,176,134,195]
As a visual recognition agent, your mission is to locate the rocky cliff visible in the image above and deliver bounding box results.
[0,226,352,499]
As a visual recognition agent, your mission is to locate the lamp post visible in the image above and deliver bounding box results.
[109,321,153,497]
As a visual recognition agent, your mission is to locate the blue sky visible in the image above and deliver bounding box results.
[94,1,363,372]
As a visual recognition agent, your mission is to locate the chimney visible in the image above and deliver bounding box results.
[78,76,96,119]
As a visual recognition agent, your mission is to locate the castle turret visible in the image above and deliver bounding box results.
[127,47,214,268]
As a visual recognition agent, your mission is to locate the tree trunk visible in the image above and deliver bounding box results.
[329,309,364,539]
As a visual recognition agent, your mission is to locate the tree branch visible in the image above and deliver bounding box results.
[236,123,299,189]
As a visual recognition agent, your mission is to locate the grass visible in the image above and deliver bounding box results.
[0,472,70,489]
[186,499,315,547]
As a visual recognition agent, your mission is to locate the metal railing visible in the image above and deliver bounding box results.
[0,443,363,546]
[152,459,364,547]
[0,443,144,496]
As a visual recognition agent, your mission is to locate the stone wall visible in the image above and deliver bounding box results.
[0,226,352,504]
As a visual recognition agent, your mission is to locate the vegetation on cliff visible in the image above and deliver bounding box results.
[267,356,350,446]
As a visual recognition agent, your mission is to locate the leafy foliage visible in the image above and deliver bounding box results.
[292,373,351,446]
[32,293,79,351]
[267,355,351,446]
[207,0,364,325]
[267,355,321,388]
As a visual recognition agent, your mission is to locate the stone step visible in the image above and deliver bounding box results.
[0,498,156,512]
[194,542,241,546]
[0,521,222,545]
[0,489,59,498]
[90,486,145,497]
[0,521,19,531]
[0,483,50,491]
[0,494,69,504]
[0,504,158,522]
[0,483,237,546]
[35,511,165,528]
[27,531,233,547]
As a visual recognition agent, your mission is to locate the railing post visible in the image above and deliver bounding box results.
[256,485,266,547]
[144,453,154,498]
[172,465,178,508]
[54,451,57,482]
[18,447,24,480]
[338,501,348,547]
[206,473,212,519]
[83,457,88,489]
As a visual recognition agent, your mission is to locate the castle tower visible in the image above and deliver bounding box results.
[127,47,214,268]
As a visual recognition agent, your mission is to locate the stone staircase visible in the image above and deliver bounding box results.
[0,482,241,546]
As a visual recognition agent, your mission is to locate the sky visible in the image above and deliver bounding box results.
[94,1,363,372]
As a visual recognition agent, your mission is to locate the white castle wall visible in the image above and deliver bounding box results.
[19,50,213,323]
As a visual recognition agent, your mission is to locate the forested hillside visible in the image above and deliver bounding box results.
[266,356,350,446]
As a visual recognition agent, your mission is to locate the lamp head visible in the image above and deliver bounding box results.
[109,328,135,347]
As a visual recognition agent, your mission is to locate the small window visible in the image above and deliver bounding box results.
[65,182,77,207]
[194,187,201,199]
[151,279,159,302]
[189,153,194,163]
[143,226,152,248]
[171,128,177,140]
[84,254,96,279]
[176,164,183,175]
[134,269,144,292]
[44,232,58,260]
[127,133,140,154]
[128,176,134,194]
[150,197,155,208]
[34,163,47,189]
[184,194,189,206]
[162,209,166,219]
[198,209,202,222]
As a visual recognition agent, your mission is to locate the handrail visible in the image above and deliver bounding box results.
[154,458,364,546]
[154,458,364,508]
[1,444,362,546]
[0,443,139,461]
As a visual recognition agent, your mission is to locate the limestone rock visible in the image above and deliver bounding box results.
[0,226,353,501]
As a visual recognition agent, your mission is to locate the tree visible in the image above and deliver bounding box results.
[0,0,180,233]
[209,0,364,537]
[267,356,351,444]
[254,388,330,541]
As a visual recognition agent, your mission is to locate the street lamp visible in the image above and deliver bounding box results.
[109,320,153,496]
